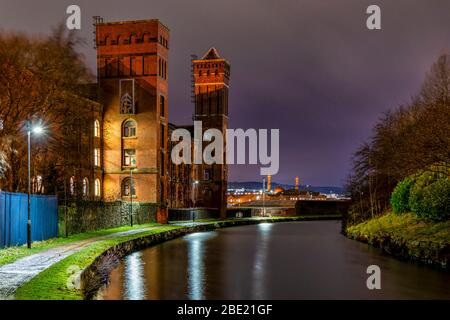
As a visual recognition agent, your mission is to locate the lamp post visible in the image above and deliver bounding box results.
[26,120,43,249]
[262,177,266,217]
[129,168,134,227]
[192,180,199,223]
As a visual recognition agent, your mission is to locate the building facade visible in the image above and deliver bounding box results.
[167,48,230,218]
[191,48,230,218]
[54,20,229,223]
[94,19,170,222]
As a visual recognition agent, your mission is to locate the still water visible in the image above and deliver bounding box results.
[101,221,450,299]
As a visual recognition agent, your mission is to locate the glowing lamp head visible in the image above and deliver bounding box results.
[32,125,44,135]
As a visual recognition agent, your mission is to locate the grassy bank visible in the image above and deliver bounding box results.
[14,225,181,300]
[0,223,159,267]
[346,212,450,269]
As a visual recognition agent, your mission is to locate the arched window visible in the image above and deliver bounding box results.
[69,176,75,195]
[122,177,136,197]
[94,120,100,137]
[123,119,137,138]
[82,177,89,196]
[94,179,101,197]
[142,33,151,43]
[32,175,43,194]
[94,148,101,167]
[117,35,125,45]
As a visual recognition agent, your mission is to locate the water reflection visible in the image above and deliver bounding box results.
[123,251,145,300]
[101,222,450,300]
[185,232,217,300]
[252,223,272,299]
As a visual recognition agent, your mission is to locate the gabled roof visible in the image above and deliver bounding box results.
[201,47,221,60]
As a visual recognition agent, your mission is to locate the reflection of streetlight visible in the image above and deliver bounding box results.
[26,120,44,249]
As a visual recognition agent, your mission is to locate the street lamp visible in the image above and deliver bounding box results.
[192,180,199,223]
[129,168,136,227]
[26,120,44,249]
[262,177,266,217]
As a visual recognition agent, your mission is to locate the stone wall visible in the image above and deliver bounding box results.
[295,200,350,216]
[168,208,220,221]
[58,201,157,235]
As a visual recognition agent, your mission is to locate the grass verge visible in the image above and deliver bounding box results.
[0,223,160,267]
[346,212,450,268]
[14,225,180,300]
[347,212,450,243]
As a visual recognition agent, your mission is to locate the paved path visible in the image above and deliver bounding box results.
[0,227,156,299]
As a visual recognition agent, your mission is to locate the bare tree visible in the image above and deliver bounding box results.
[0,25,95,194]
[345,54,450,225]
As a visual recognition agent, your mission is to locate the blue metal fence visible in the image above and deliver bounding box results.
[0,191,58,248]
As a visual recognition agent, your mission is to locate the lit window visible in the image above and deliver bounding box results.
[94,120,100,137]
[94,179,101,197]
[204,169,212,180]
[123,149,136,167]
[94,148,100,167]
[122,177,135,197]
[32,175,43,194]
[82,177,89,196]
[69,176,75,195]
[123,119,137,138]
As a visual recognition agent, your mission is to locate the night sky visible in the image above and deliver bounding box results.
[1,0,449,186]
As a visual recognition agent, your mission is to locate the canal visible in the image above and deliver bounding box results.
[100,221,450,299]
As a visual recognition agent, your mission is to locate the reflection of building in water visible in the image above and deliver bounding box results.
[252,223,272,299]
[123,251,145,300]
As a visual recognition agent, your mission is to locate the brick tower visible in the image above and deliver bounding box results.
[192,48,230,218]
[95,19,169,223]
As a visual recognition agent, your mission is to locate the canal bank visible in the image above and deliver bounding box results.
[346,212,450,270]
[10,215,340,300]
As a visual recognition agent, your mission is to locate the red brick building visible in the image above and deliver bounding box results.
[83,19,230,221]
[95,19,169,223]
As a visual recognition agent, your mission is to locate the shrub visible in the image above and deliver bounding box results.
[390,176,416,214]
[409,171,450,220]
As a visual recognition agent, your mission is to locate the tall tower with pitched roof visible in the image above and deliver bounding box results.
[192,48,230,217]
